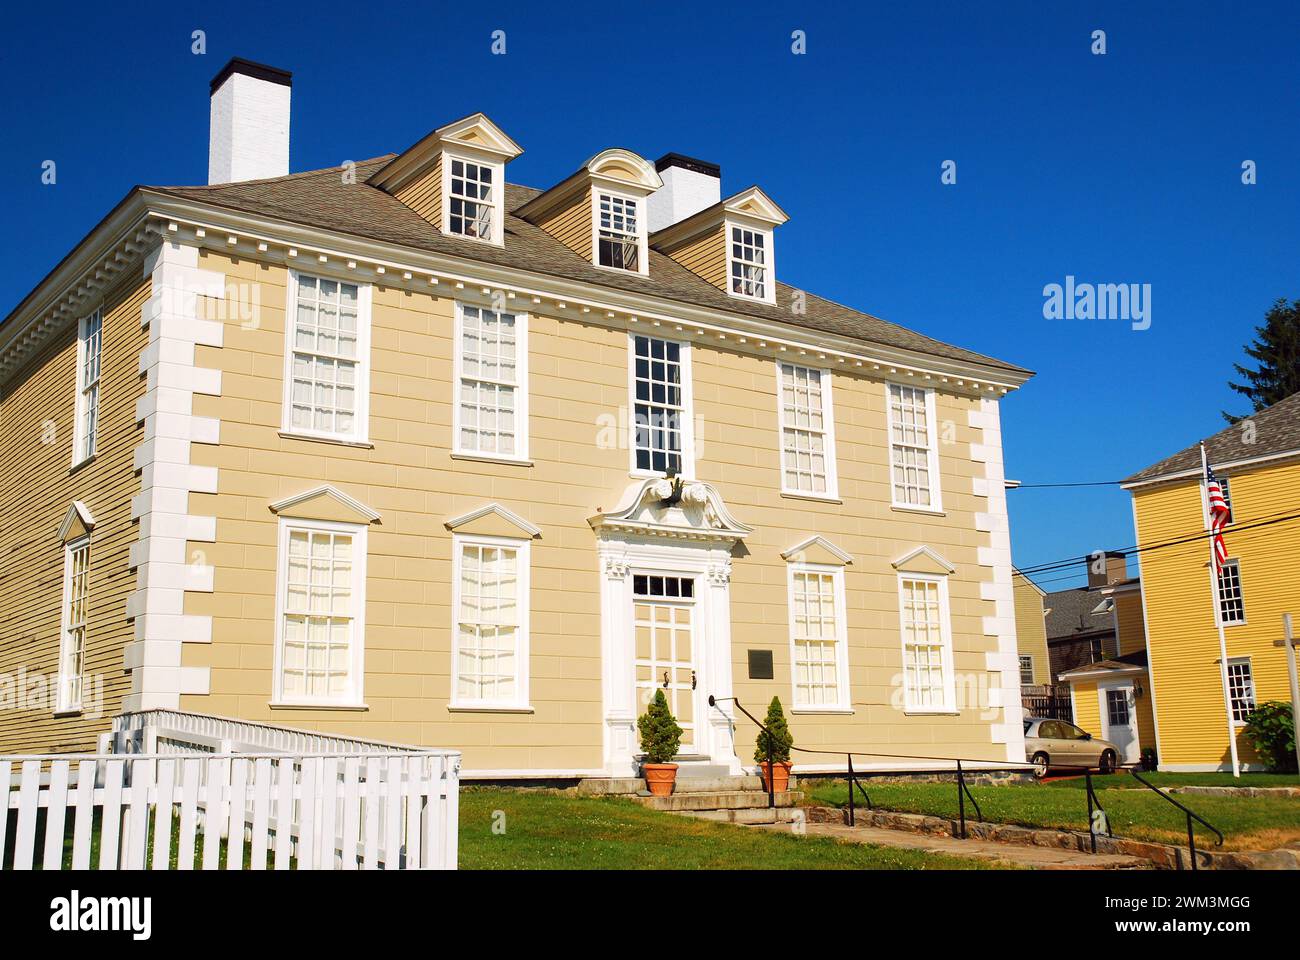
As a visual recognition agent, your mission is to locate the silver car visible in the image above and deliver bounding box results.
[1024,718,1121,778]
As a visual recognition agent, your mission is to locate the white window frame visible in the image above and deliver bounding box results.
[897,572,957,714]
[440,150,504,246]
[281,270,372,445]
[56,536,91,714]
[592,186,649,276]
[726,219,776,305]
[452,301,530,463]
[1218,475,1235,524]
[72,309,103,467]
[786,562,851,713]
[628,332,695,478]
[1217,558,1246,626]
[450,533,532,711]
[886,382,943,512]
[1226,656,1255,726]
[272,516,368,708]
[1019,655,1034,685]
[775,361,838,499]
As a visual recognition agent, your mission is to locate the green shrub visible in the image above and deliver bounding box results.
[753,696,794,764]
[637,690,682,763]
[1243,701,1297,773]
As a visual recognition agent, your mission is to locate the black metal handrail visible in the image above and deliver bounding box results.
[1127,768,1224,870]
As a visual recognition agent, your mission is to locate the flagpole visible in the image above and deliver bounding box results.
[1201,442,1241,778]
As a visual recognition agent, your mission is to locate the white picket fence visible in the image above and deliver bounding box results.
[1,751,459,870]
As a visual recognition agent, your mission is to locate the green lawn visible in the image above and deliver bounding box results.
[1042,770,1300,790]
[803,775,1300,851]
[457,788,1004,869]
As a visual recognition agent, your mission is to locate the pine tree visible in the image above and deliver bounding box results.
[637,689,682,763]
[753,696,794,763]
[1223,298,1300,422]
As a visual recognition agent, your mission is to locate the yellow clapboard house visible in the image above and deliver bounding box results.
[1120,392,1300,772]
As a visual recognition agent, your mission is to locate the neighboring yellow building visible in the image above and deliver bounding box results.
[0,59,1035,779]
[1121,392,1300,772]
[1012,569,1050,686]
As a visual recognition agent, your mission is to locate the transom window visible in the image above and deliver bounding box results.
[899,576,953,711]
[284,273,369,442]
[57,538,90,712]
[1217,559,1245,624]
[729,225,769,300]
[455,304,527,459]
[632,335,689,475]
[598,193,641,271]
[276,521,366,705]
[779,363,836,496]
[633,574,694,599]
[887,384,940,509]
[789,569,846,708]
[1226,658,1255,724]
[74,310,102,464]
[447,157,495,241]
[453,537,529,708]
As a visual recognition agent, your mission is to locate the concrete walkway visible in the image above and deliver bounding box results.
[754,820,1153,869]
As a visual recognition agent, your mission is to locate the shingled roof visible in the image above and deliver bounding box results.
[1044,587,1114,641]
[146,158,1029,376]
[1124,391,1300,484]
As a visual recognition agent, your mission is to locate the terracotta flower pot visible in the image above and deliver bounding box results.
[759,760,793,793]
[643,762,678,797]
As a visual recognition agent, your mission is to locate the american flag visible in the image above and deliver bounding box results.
[1206,463,1230,571]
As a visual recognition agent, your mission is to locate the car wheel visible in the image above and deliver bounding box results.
[1099,749,1117,774]
[1031,752,1050,779]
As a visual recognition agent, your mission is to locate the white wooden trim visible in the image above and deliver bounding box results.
[269,484,381,523]
[444,502,541,538]
[57,501,96,542]
[885,381,944,512]
[780,535,854,565]
[449,532,532,711]
[785,562,852,711]
[272,516,369,708]
[439,149,506,247]
[451,300,530,462]
[896,571,958,714]
[627,331,695,478]
[70,309,102,468]
[592,184,650,276]
[726,219,777,305]
[774,360,839,499]
[891,544,956,573]
[280,269,372,445]
[56,535,90,714]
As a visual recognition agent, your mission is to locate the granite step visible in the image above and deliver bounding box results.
[632,790,796,813]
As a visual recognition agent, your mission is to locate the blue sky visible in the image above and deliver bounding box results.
[3,1,1297,590]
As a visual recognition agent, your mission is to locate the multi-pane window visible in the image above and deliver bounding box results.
[277,521,365,705]
[789,569,845,708]
[899,577,953,710]
[447,157,495,241]
[286,273,367,441]
[597,193,640,271]
[1217,559,1245,624]
[1218,476,1234,523]
[1019,655,1034,685]
[57,539,90,712]
[1106,688,1130,727]
[456,304,526,458]
[1226,658,1255,724]
[74,310,102,464]
[729,226,768,300]
[632,335,688,474]
[779,363,836,496]
[888,384,939,508]
[454,538,528,707]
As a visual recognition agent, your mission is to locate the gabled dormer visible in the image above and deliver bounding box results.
[650,184,789,305]
[369,112,522,246]
[516,149,662,275]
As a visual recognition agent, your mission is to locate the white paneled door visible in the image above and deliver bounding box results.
[633,574,697,754]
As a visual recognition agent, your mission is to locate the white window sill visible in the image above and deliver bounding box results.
[444,230,502,248]
[447,704,535,714]
[451,451,533,467]
[790,707,854,716]
[890,504,946,517]
[593,262,647,278]
[279,431,373,449]
[269,701,369,712]
[781,490,842,505]
[726,290,774,306]
[69,455,96,475]
[53,708,83,718]
[903,707,959,716]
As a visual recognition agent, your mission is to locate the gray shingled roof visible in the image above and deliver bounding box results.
[1125,390,1300,484]
[147,159,1029,375]
[1044,587,1114,641]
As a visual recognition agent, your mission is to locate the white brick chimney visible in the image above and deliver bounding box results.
[647,154,721,232]
[208,58,292,185]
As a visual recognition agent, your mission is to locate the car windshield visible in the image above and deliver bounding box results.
[1023,719,1033,734]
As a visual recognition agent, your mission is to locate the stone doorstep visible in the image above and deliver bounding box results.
[681,807,805,825]
[1167,785,1300,799]
[576,775,779,796]
[634,790,797,813]
[807,805,1300,871]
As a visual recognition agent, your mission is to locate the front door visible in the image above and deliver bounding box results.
[633,574,697,755]
[1100,681,1139,764]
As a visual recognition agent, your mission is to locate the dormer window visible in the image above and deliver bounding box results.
[729,224,770,301]
[446,154,498,242]
[597,193,642,271]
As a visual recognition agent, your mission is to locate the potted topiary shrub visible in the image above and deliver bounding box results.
[638,689,683,796]
[754,696,794,792]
